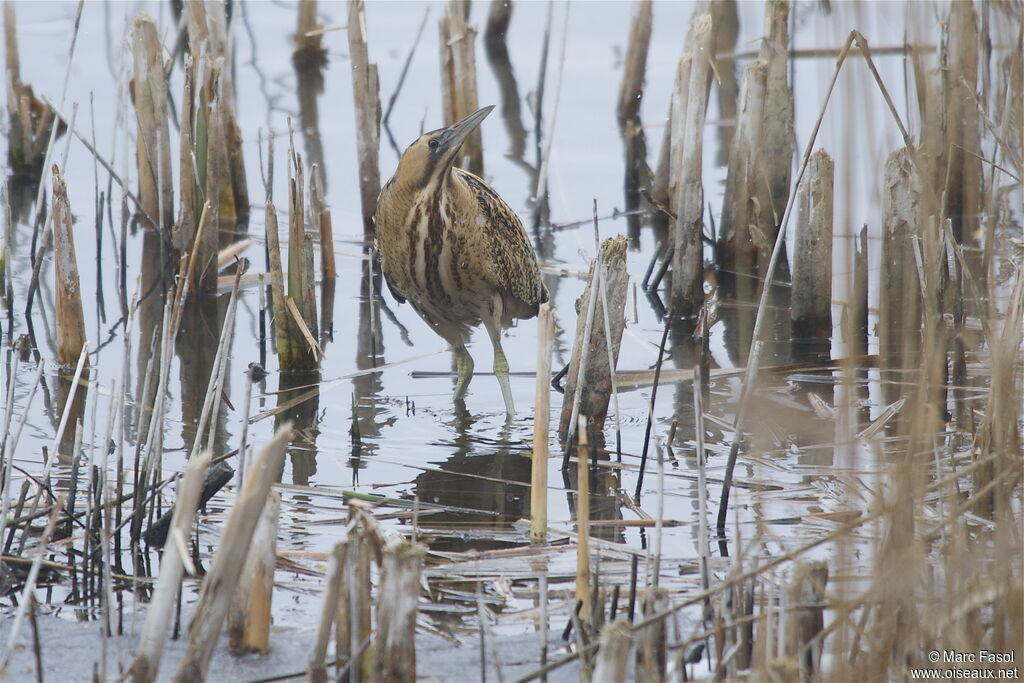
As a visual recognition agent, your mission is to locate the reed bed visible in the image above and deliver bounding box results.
[0,2,1019,682]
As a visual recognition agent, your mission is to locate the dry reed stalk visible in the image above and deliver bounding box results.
[575,417,591,626]
[174,55,198,253]
[373,541,426,682]
[4,3,61,178]
[591,620,632,682]
[717,58,767,276]
[173,425,293,683]
[757,0,794,239]
[666,53,692,217]
[635,588,668,681]
[282,146,320,370]
[130,452,211,683]
[293,0,327,69]
[616,0,652,123]
[309,541,347,683]
[131,15,173,233]
[346,516,381,681]
[559,236,628,438]
[347,0,381,234]
[51,167,88,368]
[530,302,554,543]
[310,163,335,280]
[228,490,280,653]
[332,540,352,679]
[790,148,834,337]
[784,561,828,681]
[671,13,712,316]
[439,1,484,175]
[0,494,66,673]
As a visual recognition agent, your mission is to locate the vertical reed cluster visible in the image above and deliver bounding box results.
[347,0,381,235]
[439,1,483,175]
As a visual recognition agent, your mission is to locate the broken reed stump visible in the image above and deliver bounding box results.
[718,58,767,279]
[373,541,426,683]
[616,0,652,123]
[785,560,829,682]
[173,425,292,683]
[791,148,834,338]
[664,53,692,218]
[131,452,212,683]
[531,302,554,543]
[228,489,280,653]
[636,588,669,681]
[131,14,174,233]
[671,13,713,316]
[309,541,348,683]
[4,3,64,178]
[592,620,633,682]
[878,148,923,408]
[286,148,321,368]
[185,0,250,229]
[310,163,335,280]
[51,167,88,368]
[347,0,381,235]
[439,0,484,175]
[558,236,628,439]
[757,0,795,260]
[339,514,382,681]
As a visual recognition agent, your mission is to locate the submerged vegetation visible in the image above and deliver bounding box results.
[0,0,1021,681]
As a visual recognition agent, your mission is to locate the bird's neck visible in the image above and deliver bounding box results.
[390,166,465,213]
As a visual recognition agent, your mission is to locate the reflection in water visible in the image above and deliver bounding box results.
[55,365,88,462]
[177,294,231,459]
[293,34,327,185]
[274,369,321,485]
[351,255,388,478]
[484,0,527,161]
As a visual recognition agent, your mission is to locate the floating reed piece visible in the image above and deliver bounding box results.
[131,452,212,683]
[559,235,629,439]
[439,0,484,175]
[4,3,63,178]
[293,0,327,69]
[785,561,829,681]
[671,12,713,316]
[616,0,652,123]
[757,0,794,248]
[878,148,923,407]
[374,540,426,683]
[51,167,88,368]
[530,302,554,543]
[228,489,280,654]
[131,14,173,233]
[173,425,293,683]
[790,148,834,338]
[347,0,381,235]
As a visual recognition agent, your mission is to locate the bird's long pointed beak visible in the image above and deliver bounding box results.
[436,105,495,154]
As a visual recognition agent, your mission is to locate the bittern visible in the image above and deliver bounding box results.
[375,105,549,415]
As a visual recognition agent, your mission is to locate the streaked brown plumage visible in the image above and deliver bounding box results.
[375,106,549,415]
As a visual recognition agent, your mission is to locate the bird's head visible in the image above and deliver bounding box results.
[394,105,494,187]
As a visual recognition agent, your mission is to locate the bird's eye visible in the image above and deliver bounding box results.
[428,138,439,151]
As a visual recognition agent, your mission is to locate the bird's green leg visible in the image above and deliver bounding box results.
[453,344,474,401]
[493,340,515,416]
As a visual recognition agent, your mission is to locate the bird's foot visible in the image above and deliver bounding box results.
[453,345,474,401]
[493,344,515,417]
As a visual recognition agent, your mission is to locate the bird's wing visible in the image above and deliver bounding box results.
[457,169,547,308]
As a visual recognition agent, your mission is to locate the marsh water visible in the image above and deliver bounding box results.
[1,1,1019,679]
